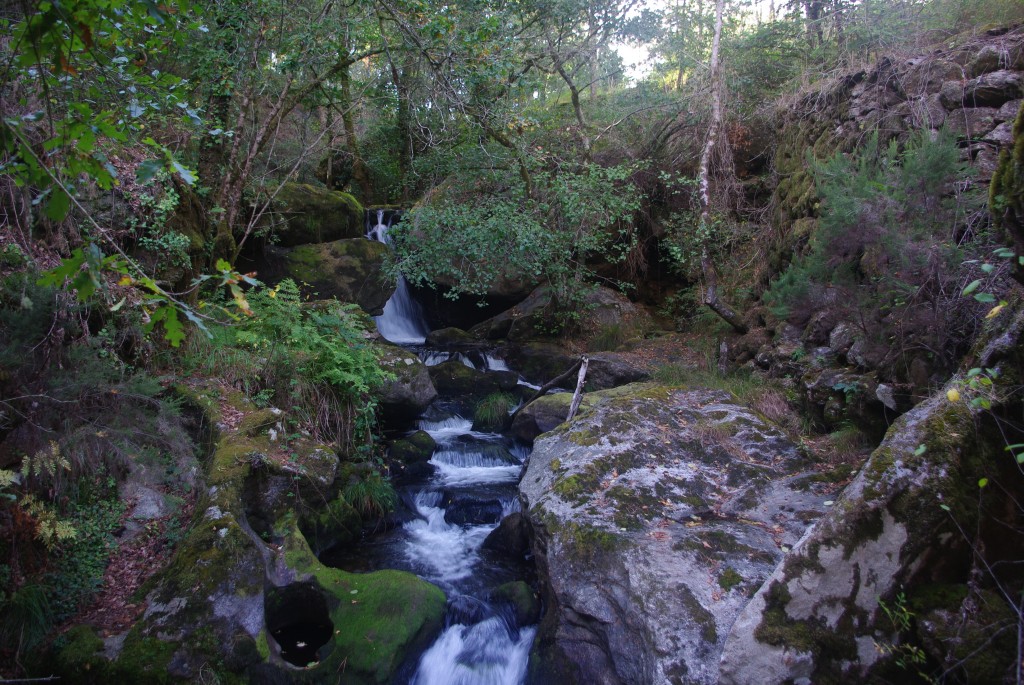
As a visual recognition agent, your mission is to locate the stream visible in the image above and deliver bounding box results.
[322,211,540,684]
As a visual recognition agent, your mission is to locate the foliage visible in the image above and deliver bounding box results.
[190,279,389,450]
[128,171,191,271]
[392,163,642,328]
[45,497,125,622]
[765,129,992,375]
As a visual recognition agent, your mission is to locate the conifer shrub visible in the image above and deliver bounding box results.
[765,129,995,377]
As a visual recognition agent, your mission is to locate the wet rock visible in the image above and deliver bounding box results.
[520,383,828,685]
[482,512,532,559]
[425,327,475,346]
[389,430,436,464]
[442,493,504,526]
[428,360,518,400]
[491,581,541,626]
[376,346,438,421]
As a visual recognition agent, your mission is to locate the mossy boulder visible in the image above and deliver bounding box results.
[279,238,394,315]
[279,523,447,683]
[424,327,475,345]
[505,342,649,392]
[510,392,580,443]
[469,285,653,345]
[427,360,518,407]
[269,182,364,247]
[490,581,541,625]
[520,383,828,684]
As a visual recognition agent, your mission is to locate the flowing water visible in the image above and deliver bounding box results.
[323,212,539,683]
[367,210,431,345]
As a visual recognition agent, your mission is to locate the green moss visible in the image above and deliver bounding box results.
[282,520,447,683]
[841,508,884,561]
[549,457,562,471]
[907,583,968,615]
[560,521,623,561]
[718,567,744,591]
[566,427,601,446]
[491,581,541,625]
[114,634,177,683]
[553,474,584,500]
[754,581,856,662]
[678,586,717,643]
[53,625,108,679]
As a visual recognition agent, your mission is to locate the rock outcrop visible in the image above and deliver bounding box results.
[519,383,831,684]
[375,346,438,421]
[718,305,1024,684]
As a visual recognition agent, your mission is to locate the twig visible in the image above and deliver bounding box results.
[508,358,584,424]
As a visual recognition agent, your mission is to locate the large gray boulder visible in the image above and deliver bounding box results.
[520,383,830,685]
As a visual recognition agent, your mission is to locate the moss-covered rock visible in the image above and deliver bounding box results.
[427,360,518,407]
[510,392,580,443]
[279,238,394,315]
[719,369,1012,684]
[388,430,436,463]
[424,327,475,345]
[53,625,110,680]
[990,100,1024,285]
[269,182,364,247]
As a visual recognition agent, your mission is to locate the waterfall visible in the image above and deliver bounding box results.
[367,209,430,344]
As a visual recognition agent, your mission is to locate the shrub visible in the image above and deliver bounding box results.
[341,468,398,520]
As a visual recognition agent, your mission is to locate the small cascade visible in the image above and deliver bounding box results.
[367,209,430,344]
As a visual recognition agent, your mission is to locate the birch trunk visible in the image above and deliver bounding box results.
[697,0,748,334]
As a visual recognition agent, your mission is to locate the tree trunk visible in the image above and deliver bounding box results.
[340,66,374,203]
[697,0,747,335]
[556,62,593,161]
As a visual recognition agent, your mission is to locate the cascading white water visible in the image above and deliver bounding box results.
[412,617,536,685]
[367,210,430,344]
